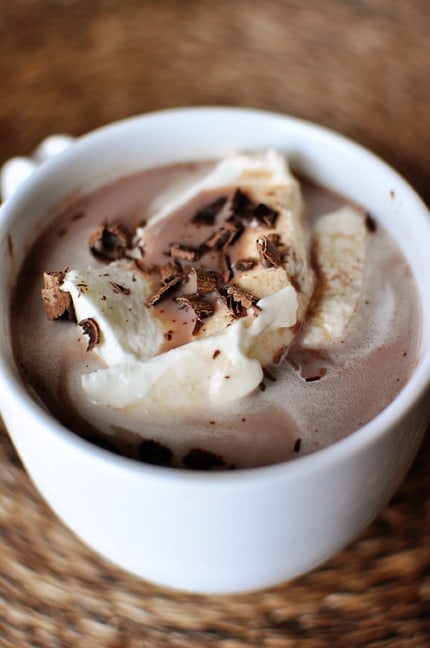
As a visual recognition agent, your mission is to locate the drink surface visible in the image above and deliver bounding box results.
[12,162,421,469]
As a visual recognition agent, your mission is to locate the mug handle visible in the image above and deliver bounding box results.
[1,135,75,202]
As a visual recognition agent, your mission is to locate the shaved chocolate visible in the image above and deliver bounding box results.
[231,189,279,227]
[303,367,327,382]
[231,188,255,219]
[79,317,100,351]
[219,283,259,318]
[203,218,243,251]
[147,261,184,306]
[365,212,377,233]
[257,235,284,268]
[219,253,233,282]
[109,282,131,295]
[160,260,183,284]
[41,271,75,321]
[138,439,173,466]
[183,448,226,470]
[89,223,132,262]
[254,202,279,227]
[293,438,302,453]
[191,195,227,225]
[189,267,218,294]
[263,368,277,382]
[169,242,201,262]
[235,258,257,272]
[175,294,215,322]
[174,293,215,334]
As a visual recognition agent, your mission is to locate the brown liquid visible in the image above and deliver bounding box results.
[12,163,421,469]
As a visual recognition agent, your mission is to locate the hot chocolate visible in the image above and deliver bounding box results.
[12,154,421,469]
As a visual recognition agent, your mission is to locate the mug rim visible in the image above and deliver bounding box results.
[1,105,429,484]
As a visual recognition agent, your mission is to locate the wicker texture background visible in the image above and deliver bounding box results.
[0,1,429,645]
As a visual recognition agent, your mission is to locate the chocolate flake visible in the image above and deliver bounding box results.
[138,439,173,466]
[79,317,100,351]
[365,212,377,233]
[257,235,284,268]
[263,368,277,382]
[189,267,218,294]
[175,294,215,333]
[304,368,327,382]
[225,284,259,310]
[219,283,259,318]
[183,448,226,470]
[89,223,132,262]
[169,242,201,262]
[294,438,302,453]
[203,218,243,251]
[219,254,233,282]
[160,260,183,284]
[231,189,279,227]
[254,202,279,227]
[147,261,184,306]
[212,349,221,359]
[191,196,227,225]
[231,188,255,219]
[41,271,75,321]
[109,282,131,295]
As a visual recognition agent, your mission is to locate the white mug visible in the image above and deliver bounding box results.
[0,108,429,594]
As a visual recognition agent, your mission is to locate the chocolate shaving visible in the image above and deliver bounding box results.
[235,258,257,272]
[294,438,302,453]
[147,261,184,306]
[175,294,214,319]
[182,448,226,470]
[169,242,201,262]
[41,271,75,321]
[254,202,279,227]
[79,317,100,351]
[257,235,284,268]
[88,223,132,262]
[203,218,243,251]
[109,282,131,295]
[231,189,279,227]
[219,283,259,318]
[263,367,277,382]
[365,212,377,233]
[189,267,218,294]
[231,189,255,219]
[304,367,327,382]
[219,253,233,282]
[138,439,173,466]
[191,196,227,225]
[160,260,183,284]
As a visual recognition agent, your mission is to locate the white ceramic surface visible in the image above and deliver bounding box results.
[0,108,429,594]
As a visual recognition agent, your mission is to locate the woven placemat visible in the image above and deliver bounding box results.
[0,417,428,647]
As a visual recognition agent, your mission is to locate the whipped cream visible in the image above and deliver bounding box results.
[60,151,313,409]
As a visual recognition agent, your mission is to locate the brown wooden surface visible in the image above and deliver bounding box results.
[0,1,429,646]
